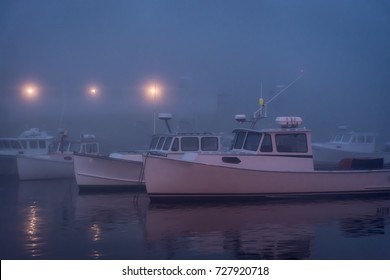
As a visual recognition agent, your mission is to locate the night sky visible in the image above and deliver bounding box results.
[1,0,389,150]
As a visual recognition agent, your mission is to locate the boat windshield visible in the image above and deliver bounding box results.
[332,134,342,142]
[82,143,99,154]
[149,136,159,150]
[232,131,246,149]
[156,137,166,150]
[162,137,173,151]
[243,132,262,151]
[341,134,352,143]
[232,131,263,151]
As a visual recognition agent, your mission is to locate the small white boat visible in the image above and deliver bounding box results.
[144,116,390,202]
[17,131,99,180]
[74,114,226,191]
[312,126,390,169]
[0,128,54,175]
[74,152,145,190]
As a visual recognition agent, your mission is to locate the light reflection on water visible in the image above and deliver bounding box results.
[0,176,390,259]
[24,202,44,257]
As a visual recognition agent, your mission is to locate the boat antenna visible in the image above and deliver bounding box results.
[235,71,304,128]
[267,71,304,105]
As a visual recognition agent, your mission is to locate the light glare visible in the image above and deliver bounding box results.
[22,84,39,101]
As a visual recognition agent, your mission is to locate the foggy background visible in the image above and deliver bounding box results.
[1,0,389,153]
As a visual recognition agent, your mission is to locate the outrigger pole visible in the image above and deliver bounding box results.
[236,71,304,128]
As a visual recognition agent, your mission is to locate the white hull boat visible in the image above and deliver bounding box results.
[17,131,100,180]
[0,128,54,175]
[17,153,75,180]
[313,128,390,169]
[145,155,390,201]
[74,132,225,189]
[74,153,144,190]
[144,116,390,201]
[74,112,227,190]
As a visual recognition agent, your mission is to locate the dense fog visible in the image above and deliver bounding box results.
[1,0,389,153]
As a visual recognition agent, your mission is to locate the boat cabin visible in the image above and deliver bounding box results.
[220,117,315,172]
[149,133,223,154]
[50,134,99,155]
[231,117,313,156]
[328,131,377,153]
[0,128,54,156]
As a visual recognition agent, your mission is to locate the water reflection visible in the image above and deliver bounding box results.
[145,199,390,259]
[17,179,77,258]
[24,202,44,257]
[341,215,386,238]
[90,223,101,242]
[75,190,149,259]
[1,176,390,259]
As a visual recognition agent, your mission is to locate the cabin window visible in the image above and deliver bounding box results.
[3,141,11,149]
[11,141,21,149]
[85,143,98,154]
[233,131,246,149]
[171,138,179,151]
[275,133,308,153]
[201,137,219,151]
[49,142,58,153]
[38,140,46,149]
[163,137,173,151]
[366,135,374,143]
[29,140,38,149]
[333,134,341,142]
[181,137,199,151]
[20,140,27,149]
[341,134,352,143]
[260,134,273,152]
[70,142,81,153]
[149,136,159,150]
[0,141,4,149]
[156,137,166,150]
[357,135,365,143]
[243,132,262,151]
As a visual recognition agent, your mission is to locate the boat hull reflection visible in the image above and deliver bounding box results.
[145,198,390,259]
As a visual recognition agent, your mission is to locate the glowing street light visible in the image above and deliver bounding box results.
[22,84,39,101]
[147,84,159,101]
[88,86,98,97]
[90,88,97,95]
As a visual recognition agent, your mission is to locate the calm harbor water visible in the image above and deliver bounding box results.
[1,175,390,260]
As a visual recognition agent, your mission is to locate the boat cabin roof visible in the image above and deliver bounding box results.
[232,127,310,134]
